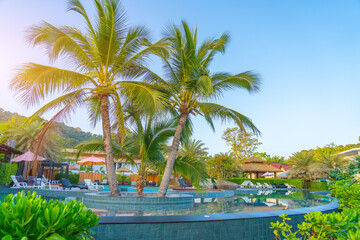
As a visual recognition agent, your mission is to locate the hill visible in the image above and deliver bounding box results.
[0,108,102,148]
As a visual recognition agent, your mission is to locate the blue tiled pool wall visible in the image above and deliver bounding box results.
[92,210,336,240]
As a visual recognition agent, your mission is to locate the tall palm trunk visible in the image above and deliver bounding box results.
[100,95,120,196]
[137,175,146,196]
[157,112,189,197]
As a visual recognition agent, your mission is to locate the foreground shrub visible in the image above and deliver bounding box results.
[271,211,360,240]
[271,178,360,239]
[0,191,99,239]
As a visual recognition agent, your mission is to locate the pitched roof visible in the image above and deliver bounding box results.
[243,157,266,163]
[268,162,292,171]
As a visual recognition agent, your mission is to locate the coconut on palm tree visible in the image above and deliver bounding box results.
[144,21,261,197]
[10,0,168,196]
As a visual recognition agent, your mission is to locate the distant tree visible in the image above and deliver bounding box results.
[253,152,288,163]
[222,127,262,162]
[206,153,238,180]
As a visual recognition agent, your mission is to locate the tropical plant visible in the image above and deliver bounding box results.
[0,191,99,240]
[3,117,64,161]
[315,153,349,178]
[76,110,208,195]
[288,151,316,188]
[10,0,168,196]
[178,138,208,160]
[145,21,261,196]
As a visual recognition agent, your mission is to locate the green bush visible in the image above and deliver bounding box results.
[271,211,360,240]
[116,174,130,182]
[0,191,99,240]
[54,172,79,184]
[228,178,305,189]
[0,162,17,185]
[307,181,329,191]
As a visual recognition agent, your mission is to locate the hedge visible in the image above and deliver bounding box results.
[308,181,328,191]
[228,178,305,189]
[0,162,18,185]
[55,172,79,184]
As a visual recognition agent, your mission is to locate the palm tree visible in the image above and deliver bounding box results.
[10,0,167,196]
[288,151,316,188]
[315,153,348,178]
[76,110,208,195]
[145,21,261,197]
[3,117,63,160]
[178,138,208,160]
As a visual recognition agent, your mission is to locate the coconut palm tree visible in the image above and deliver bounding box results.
[178,138,208,160]
[288,151,316,188]
[76,110,208,195]
[315,153,349,178]
[144,21,261,197]
[10,0,168,196]
[3,117,63,160]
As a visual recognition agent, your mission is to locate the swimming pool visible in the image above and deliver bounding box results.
[0,188,337,240]
[0,189,330,216]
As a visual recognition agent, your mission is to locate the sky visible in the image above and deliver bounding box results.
[0,0,360,158]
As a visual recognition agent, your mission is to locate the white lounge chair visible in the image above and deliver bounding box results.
[263,183,273,188]
[84,179,104,190]
[256,183,264,189]
[11,175,29,188]
[241,197,251,203]
[285,183,295,189]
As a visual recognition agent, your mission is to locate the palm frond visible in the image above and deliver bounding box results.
[197,102,261,135]
[11,63,93,107]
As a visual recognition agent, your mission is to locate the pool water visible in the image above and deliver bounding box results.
[0,190,330,217]
[101,186,172,193]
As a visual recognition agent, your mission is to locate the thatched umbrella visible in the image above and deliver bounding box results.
[116,167,133,185]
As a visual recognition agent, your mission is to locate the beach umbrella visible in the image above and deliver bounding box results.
[278,170,289,178]
[116,167,133,185]
[76,155,105,172]
[10,151,45,162]
[145,168,157,175]
[262,172,274,177]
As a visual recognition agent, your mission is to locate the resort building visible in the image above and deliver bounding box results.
[338,148,360,161]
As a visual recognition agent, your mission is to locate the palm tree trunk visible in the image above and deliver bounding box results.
[137,175,146,196]
[100,95,120,196]
[157,112,189,197]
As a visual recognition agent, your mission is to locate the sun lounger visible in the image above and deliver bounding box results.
[241,196,251,203]
[84,179,104,190]
[239,180,256,188]
[263,183,273,188]
[285,183,295,189]
[178,178,193,189]
[256,182,264,188]
[11,175,29,188]
[61,178,88,190]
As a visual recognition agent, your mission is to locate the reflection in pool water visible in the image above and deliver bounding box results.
[0,190,330,217]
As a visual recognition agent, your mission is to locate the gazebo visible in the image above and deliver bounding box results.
[242,157,283,179]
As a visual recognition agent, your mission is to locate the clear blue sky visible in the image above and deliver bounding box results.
[1,0,360,158]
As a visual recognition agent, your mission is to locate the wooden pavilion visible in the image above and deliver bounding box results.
[242,157,283,179]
